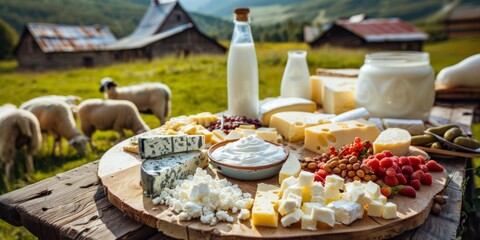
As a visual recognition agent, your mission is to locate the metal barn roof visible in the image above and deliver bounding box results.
[337,18,428,42]
[27,23,117,53]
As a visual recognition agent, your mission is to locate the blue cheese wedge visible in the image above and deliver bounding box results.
[141,150,208,197]
[138,135,205,159]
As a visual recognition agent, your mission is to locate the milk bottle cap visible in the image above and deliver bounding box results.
[234,8,250,22]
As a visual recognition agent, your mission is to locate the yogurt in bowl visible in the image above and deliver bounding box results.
[208,135,289,180]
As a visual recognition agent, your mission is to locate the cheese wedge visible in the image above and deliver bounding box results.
[373,128,411,156]
[269,111,332,142]
[304,119,381,154]
[278,154,301,185]
[259,97,316,125]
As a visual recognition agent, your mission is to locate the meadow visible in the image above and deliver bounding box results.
[0,38,479,239]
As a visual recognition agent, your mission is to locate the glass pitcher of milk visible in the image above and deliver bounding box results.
[280,51,312,99]
[227,8,259,119]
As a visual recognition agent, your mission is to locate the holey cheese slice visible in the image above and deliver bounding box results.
[252,183,280,228]
[258,97,316,125]
[270,112,332,142]
[304,119,380,154]
[373,128,411,156]
[141,150,208,197]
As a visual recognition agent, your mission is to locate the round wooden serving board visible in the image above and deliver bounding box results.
[98,135,447,240]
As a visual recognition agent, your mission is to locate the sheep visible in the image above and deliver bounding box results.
[77,99,151,148]
[99,77,171,125]
[20,100,89,156]
[20,95,82,118]
[0,105,42,181]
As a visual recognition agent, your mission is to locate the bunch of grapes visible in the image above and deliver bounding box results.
[207,115,262,133]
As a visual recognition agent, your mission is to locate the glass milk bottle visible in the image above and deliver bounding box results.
[227,8,259,119]
[280,51,312,99]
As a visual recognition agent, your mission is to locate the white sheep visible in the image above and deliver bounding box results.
[0,105,42,181]
[20,95,82,118]
[77,99,151,148]
[20,100,89,156]
[99,78,171,125]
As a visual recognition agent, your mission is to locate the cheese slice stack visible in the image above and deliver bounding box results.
[269,111,332,142]
[304,119,380,154]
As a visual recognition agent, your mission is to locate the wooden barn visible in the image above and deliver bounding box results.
[310,18,428,51]
[444,5,480,38]
[14,0,226,71]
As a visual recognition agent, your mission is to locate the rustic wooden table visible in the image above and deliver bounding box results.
[0,103,478,240]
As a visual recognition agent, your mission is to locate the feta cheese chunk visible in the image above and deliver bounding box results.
[326,175,345,190]
[363,181,381,200]
[280,208,303,227]
[278,199,298,216]
[382,202,397,219]
[327,200,364,225]
[312,206,336,227]
[301,214,317,231]
[302,202,324,214]
[298,171,315,188]
[367,200,384,217]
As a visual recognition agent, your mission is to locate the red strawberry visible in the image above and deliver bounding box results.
[386,167,397,177]
[421,173,433,185]
[398,186,416,198]
[399,156,410,166]
[316,169,328,179]
[314,174,325,185]
[420,165,428,173]
[409,156,421,168]
[410,179,421,190]
[411,170,423,181]
[426,160,445,172]
[381,186,392,198]
[396,173,408,185]
[384,175,399,186]
[396,166,403,174]
[383,150,393,157]
[368,158,380,172]
[375,152,386,160]
[401,165,414,175]
[418,155,426,165]
[380,158,394,168]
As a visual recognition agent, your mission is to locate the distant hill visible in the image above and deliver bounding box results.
[1,0,478,42]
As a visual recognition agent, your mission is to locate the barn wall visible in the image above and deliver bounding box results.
[16,33,49,71]
[158,4,192,33]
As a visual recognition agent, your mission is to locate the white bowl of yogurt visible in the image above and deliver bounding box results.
[208,135,289,180]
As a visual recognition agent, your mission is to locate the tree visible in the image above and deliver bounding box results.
[0,19,18,60]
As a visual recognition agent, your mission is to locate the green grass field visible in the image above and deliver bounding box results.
[0,38,479,239]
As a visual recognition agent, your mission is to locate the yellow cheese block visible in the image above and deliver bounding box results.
[373,128,411,156]
[304,119,380,154]
[323,78,356,114]
[255,130,278,143]
[309,76,357,106]
[252,183,280,228]
[259,97,316,125]
[278,154,301,185]
[269,111,332,142]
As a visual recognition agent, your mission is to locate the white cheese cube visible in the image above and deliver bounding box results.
[378,195,387,204]
[327,200,364,225]
[367,200,384,217]
[286,193,302,207]
[279,176,298,197]
[326,175,344,190]
[324,184,341,203]
[311,195,326,205]
[312,206,335,227]
[280,208,303,227]
[298,171,315,188]
[311,182,325,196]
[282,186,302,199]
[302,202,324,214]
[278,199,298,216]
[363,181,381,200]
[382,202,397,219]
[344,180,362,193]
[301,214,317,231]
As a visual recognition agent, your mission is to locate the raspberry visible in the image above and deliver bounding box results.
[376,166,386,179]
[316,169,328,179]
[381,186,392,198]
[398,156,410,166]
[411,170,423,181]
[384,175,399,186]
[420,164,428,173]
[396,173,408,185]
[410,179,421,190]
[398,186,416,198]
[380,158,394,168]
[386,167,396,177]
[426,160,445,172]
[401,165,414,175]
[418,155,426,165]
[408,156,421,167]
[383,150,393,157]
[375,152,386,160]
[421,173,433,185]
